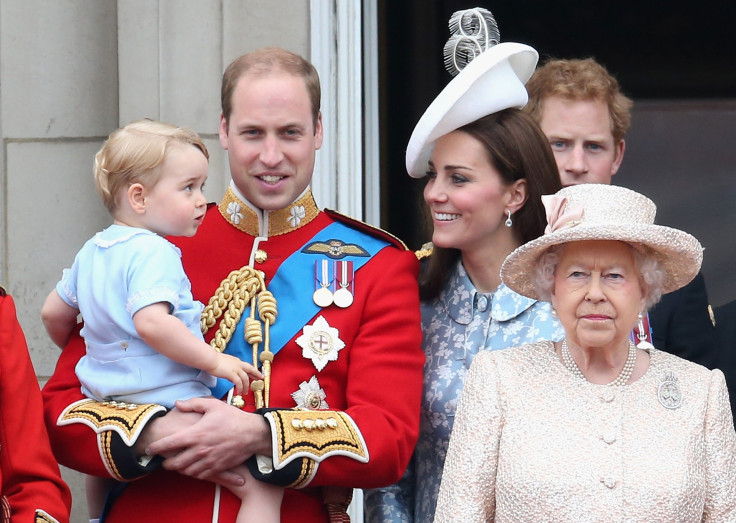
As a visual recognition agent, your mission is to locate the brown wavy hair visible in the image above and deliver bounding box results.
[419,108,561,301]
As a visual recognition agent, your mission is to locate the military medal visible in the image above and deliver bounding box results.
[313,287,333,308]
[634,313,654,351]
[313,259,334,307]
[333,261,354,308]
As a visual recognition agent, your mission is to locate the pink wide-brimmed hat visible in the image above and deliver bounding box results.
[501,184,703,300]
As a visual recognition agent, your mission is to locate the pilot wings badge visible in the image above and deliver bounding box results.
[302,239,369,260]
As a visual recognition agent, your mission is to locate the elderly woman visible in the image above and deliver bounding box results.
[434,183,736,522]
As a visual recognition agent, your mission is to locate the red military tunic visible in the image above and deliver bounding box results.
[43,188,424,522]
[0,289,71,522]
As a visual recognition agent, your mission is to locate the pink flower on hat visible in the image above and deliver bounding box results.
[542,195,585,235]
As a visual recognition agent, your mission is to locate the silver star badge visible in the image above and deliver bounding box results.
[295,315,346,371]
[291,376,329,410]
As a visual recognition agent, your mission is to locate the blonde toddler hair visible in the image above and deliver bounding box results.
[94,119,209,214]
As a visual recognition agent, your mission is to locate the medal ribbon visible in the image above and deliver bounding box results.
[336,260,354,293]
[319,259,332,290]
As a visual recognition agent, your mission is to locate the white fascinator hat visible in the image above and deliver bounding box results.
[405,7,539,178]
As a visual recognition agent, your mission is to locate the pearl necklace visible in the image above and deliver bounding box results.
[561,339,637,387]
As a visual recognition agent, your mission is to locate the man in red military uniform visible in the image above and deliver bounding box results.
[42,47,424,521]
[0,287,71,522]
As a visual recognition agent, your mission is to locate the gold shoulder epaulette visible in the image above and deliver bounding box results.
[35,509,61,523]
[415,242,434,260]
[324,209,409,250]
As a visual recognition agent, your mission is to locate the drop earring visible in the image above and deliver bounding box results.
[504,210,513,227]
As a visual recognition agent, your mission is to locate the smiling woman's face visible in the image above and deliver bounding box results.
[551,240,646,351]
[423,130,520,255]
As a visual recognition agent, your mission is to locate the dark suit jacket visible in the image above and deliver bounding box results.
[648,273,716,368]
[714,298,736,419]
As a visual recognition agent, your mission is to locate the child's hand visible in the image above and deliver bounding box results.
[211,353,263,392]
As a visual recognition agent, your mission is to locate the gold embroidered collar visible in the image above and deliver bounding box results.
[218,185,320,237]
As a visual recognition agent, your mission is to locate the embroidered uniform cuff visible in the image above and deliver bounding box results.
[246,453,316,488]
[57,398,167,480]
[35,509,61,523]
[262,408,368,480]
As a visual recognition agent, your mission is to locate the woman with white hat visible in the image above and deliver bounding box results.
[365,8,563,522]
[434,183,736,521]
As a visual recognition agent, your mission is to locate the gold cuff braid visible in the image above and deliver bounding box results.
[286,458,317,489]
[57,398,166,446]
[265,410,369,470]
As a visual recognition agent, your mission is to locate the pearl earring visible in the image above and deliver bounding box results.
[505,210,513,227]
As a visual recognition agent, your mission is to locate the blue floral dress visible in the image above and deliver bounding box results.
[364,260,564,522]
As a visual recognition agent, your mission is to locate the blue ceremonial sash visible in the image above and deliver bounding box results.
[210,221,390,397]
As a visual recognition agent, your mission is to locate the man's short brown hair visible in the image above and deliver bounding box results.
[221,47,321,128]
[525,58,633,144]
